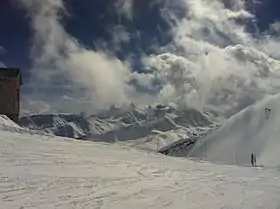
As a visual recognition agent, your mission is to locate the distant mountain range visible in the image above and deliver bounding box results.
[20,104,222,152]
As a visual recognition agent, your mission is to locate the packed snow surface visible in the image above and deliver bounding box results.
[1,117,280,208]
[188,94,280,167]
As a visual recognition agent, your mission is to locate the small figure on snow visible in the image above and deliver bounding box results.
[265,108,272,120]
[251,153,256,167]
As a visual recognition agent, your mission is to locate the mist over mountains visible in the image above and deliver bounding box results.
[12,0,279,119]
[20,103,221,152]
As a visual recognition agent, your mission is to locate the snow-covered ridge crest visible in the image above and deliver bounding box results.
[0,115,52,137]
[19,104,221,151]
[188,93,280,167]
[0,115,21,131]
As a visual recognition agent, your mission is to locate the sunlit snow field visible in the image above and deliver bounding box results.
[0,115,280,208]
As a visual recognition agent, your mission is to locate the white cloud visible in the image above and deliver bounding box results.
[19,0,137,113]
[108,25,131,52]
[142,0,280,115]
[135,0,280,116]
[269,21,280,34]
[20,99,52,116]
[111,25,131,45]
[257,36,280,60]
[115,0,134,20]
[173,0,254,49]
[141,47,280,116]
[19,0,280,117]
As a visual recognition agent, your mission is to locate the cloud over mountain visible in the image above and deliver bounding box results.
[18,0,280,117]
[19,0,136,112]
[138,0,280,116]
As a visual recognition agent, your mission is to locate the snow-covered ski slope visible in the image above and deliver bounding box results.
[0,131,280,209]
[1,117,280,208]
[188,94,280,167]
[2,131,280,209]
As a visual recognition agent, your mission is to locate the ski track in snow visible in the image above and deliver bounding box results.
[0,130,280,209]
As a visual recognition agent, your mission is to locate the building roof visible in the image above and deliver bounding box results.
[0,68,22,85]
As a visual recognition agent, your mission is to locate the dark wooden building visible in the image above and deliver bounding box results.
[0,68,22,124]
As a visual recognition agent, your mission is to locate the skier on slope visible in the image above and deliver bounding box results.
[251,153,256,167]
[265,108,272,120]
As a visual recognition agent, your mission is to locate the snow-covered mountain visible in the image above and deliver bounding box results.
[0,115,51,137]
[186,93,280,167]
[1,114,280,209]
[19,104,221,151]
[0,115,22,131]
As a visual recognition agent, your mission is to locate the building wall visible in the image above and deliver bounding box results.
[0,77,20,123]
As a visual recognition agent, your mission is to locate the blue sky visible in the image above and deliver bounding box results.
[1,0,280,116]
[253,0,280,30]
[1,0,279,74]
[0,0,171,73]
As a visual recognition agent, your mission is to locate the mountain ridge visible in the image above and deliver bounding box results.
[20,104,222,152]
